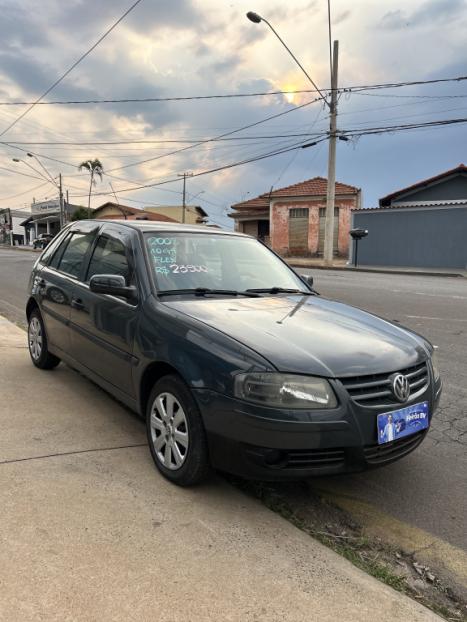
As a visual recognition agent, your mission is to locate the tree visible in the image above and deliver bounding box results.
[70,206,89,221]
[78,158,104,218]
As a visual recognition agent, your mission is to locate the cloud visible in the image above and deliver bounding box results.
[0,3,49,48]
[334,10,351,25]
[381,0,466,29]
[51,0,203,40]
[0,0,466,227]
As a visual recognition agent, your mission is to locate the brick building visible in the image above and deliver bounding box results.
[229,177,361,257]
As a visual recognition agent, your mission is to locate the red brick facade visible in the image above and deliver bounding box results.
[230,177,361,258]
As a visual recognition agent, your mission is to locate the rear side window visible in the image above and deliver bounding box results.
[53,232,94,278]
[86,235,132,284]
[40,230,67,265]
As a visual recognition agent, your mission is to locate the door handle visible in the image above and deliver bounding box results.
[71,297,85,311]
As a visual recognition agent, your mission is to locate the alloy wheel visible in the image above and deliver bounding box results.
[28,316,43,361]
[149,392,189,470]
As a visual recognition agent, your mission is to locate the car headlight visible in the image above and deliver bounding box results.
[431,348,440,382]
[234,373,337,409]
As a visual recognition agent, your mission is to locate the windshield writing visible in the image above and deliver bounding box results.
[146,233,306,294]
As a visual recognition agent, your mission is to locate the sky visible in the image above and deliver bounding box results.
[0,0,466,227]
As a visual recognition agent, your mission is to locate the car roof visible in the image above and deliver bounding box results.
[87,219,245,237]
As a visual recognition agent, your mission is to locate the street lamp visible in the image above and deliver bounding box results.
[12,155,66,229]
[246,11,339,266]
[246,12,327,103]
[26,152,58,188]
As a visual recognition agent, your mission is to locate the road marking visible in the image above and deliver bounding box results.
[406,315,467,322]
[390,288,467,299]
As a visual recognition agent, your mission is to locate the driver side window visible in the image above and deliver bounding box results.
[86,235,132,284]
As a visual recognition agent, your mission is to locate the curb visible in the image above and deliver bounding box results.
[288,263,465,278]
[0,245,40,253]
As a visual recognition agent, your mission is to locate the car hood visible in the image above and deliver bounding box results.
[163,295,429,377]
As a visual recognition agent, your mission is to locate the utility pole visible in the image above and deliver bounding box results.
[59,173,65,229]
[178,172,193,223]
[323,40,339,266]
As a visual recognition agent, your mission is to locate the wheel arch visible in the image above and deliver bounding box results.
[26,297,40,320]
[139,361,185,417]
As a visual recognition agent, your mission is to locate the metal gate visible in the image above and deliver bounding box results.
[243,221,258,237]
[289,208,309,252]
[318,207,339,255]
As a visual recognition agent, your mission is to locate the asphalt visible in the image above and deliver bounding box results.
[0,248,465,594]
[0,319,443,620]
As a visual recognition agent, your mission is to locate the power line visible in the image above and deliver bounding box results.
[0,0,145,138]
[351,91,467,100]
[0,180,50,202]
[0,166,47,182]
[0,90,323,106]
[2,133,326,146]
[0,76,465,108]
[106,96,325,173]
[69,137,327,198]
[69,114,466,198]
[342,75,467,93]
[342,117,467,137]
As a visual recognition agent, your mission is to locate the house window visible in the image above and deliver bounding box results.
[290,208,309,218]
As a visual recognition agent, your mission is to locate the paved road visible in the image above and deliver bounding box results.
[301,267,467,554]
[0,248,465,555]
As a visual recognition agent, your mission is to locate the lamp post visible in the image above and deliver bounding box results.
[246,11,338,266]
[12,155,65,229]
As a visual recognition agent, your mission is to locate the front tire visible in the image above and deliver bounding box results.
[146,375,211,486]
[28,309,60,370]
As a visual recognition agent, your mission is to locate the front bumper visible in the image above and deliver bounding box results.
[193,378,442,480]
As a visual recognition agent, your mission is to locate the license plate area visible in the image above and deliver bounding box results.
[377,401,429,445]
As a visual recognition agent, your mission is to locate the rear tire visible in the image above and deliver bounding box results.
[28,309,60,370]
[146,375,211,486]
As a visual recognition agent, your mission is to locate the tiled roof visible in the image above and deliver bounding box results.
[232,176,359,210]
[96,211,177,222]
[94,202,140,215]
[126,212,177,222]
[94,202,177,222]
[379,164,467,206]
[228,208,269,219]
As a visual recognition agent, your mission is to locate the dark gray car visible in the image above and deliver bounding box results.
[26,220,442,486]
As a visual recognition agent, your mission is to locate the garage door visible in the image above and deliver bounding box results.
[243,221,258,237]
[289,208,309,252]
[318,207,339,255]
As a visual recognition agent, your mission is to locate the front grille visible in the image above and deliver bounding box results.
[363,430,426,465]
[284,448,345,469]
[339,362,429,408]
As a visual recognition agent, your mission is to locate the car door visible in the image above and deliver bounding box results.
[69,223,139,397]
[38,224,97,355]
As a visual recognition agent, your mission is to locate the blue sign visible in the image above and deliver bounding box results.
[377,401,429,445]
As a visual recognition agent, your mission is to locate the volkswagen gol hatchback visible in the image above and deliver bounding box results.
[26,220,442,486]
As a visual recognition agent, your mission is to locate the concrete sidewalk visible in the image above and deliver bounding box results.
[287,257,467,278]
[0,316,441,621]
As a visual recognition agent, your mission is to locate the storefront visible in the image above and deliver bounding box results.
[21,199,80,245]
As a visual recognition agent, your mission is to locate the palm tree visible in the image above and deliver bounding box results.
[78,158,104,218]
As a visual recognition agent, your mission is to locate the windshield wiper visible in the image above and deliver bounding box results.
[246,287,314,295]
[158,288,261,298]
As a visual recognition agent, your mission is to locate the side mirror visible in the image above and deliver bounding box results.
[89,274,137,300]
[300,274,314,289]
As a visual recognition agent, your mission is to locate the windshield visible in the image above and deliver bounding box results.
[145,232,307,294]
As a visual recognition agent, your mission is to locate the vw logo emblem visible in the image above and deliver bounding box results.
[391,373,410,403]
